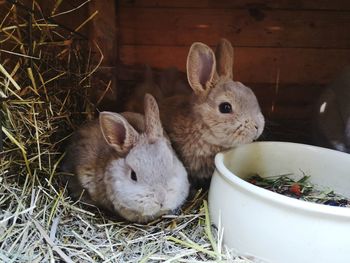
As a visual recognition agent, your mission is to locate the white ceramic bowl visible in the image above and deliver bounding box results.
[208,141,350,263]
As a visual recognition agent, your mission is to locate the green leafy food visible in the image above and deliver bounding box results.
[247,174,350,207]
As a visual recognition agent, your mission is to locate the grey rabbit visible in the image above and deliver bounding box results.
[313,66,350,153]
[61,94,190,223]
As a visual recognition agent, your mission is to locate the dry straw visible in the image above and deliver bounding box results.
[0,1,254,262]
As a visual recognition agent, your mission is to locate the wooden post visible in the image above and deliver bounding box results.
[88,0,118,110]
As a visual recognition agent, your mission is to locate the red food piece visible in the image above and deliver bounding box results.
[249,179,257,185]
[290,183,301,196]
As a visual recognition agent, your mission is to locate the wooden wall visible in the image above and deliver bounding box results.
[2,0,349,141]
[117,0,350,126]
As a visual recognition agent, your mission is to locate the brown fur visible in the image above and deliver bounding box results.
[62,120,117,209]
[160,39,265,186]
[125,39,265,187]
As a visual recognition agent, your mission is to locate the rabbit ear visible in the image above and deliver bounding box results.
[99,112,139,155]
[186,42,216,95]
[215,38,233,79]
[144,93,163,141]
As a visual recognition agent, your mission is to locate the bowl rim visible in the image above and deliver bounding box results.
[214,141,350,218]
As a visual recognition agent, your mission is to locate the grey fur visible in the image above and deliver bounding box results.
[62,94,189,223]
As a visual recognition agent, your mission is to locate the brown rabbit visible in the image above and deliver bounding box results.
[156,39,265,187]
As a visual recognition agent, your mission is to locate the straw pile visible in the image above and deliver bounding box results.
[0,1,254,262]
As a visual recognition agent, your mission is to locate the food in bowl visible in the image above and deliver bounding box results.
[247,174,350,207]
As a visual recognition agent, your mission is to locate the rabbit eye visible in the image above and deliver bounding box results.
[219,102,232,113]
[130,170,137,181]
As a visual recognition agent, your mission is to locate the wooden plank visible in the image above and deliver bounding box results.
[262,104,313,120]
[263,119,312,144]
[251,84,323,105]
[119,8,350,48]
[36,0,90,36]
[6,0,91,38]
[116,65,323,104]
[88,0,118,105]
[119,46,350,85]
[119,0,350,11]
[89,0,118,65]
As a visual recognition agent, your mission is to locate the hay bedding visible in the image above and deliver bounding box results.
[0,1,255,262]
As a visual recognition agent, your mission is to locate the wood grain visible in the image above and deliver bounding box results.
[120,0,350,11]
[116,0,350,123]
[89,0,118,65]
[88,0,118,104]
[119,8,350,48]
[119,46,350,85]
